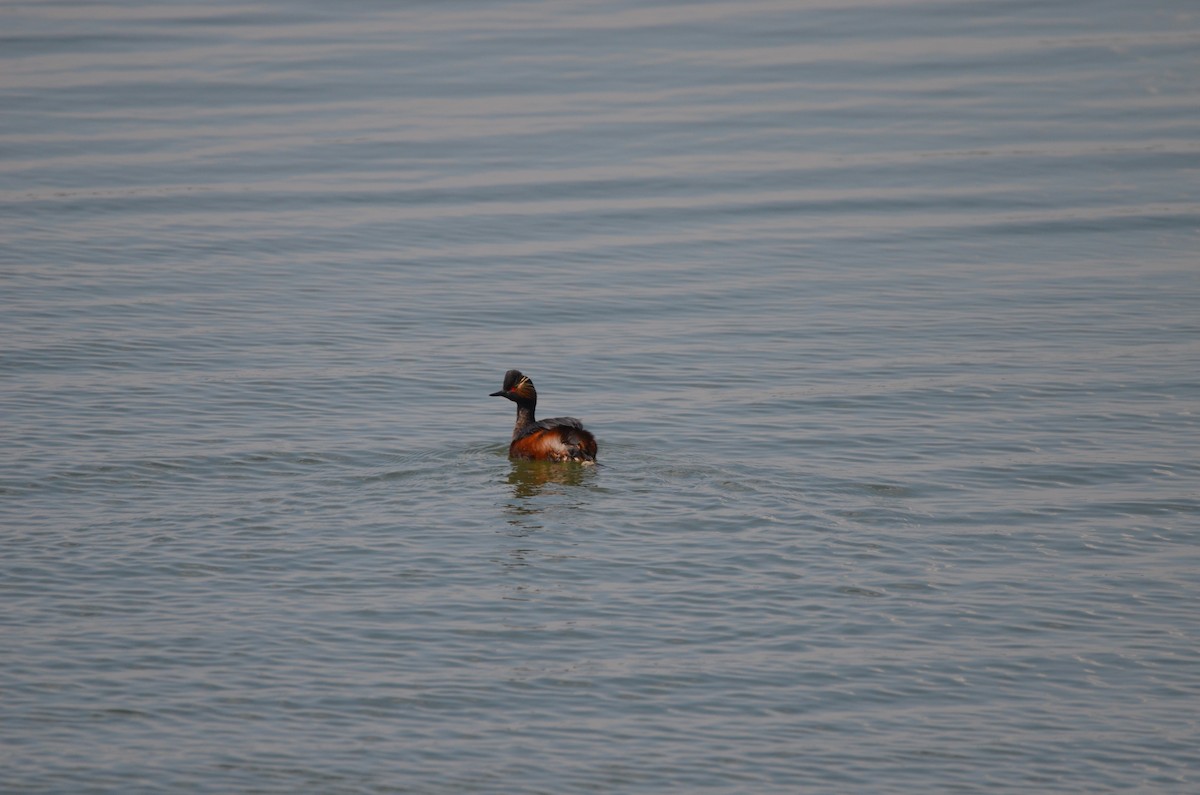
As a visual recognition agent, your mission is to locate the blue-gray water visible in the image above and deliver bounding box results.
[3,1,1199,792]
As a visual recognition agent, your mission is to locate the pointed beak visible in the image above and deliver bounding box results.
[489,390,507,397]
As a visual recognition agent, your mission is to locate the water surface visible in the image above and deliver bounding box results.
[2,1,1199,792]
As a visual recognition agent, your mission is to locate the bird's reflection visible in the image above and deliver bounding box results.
[506,459,591,498]
[499,459,597,535]
[494,461,598,612]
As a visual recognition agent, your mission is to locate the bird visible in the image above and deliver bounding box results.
[489,369,597,462]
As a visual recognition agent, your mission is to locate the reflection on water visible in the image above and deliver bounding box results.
[504,459,596,500]
[500,460,598,539]
[497,461,597,601]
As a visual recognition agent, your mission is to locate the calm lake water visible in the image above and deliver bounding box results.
[3,1,1199,792]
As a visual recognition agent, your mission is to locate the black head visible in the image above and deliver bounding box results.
[489,369,537,403]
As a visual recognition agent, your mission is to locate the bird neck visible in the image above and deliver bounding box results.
[513,400,537,439]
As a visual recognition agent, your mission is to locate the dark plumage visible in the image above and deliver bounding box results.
[489,369,597,462]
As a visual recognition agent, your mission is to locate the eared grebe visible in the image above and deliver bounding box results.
[489,369,597,462]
